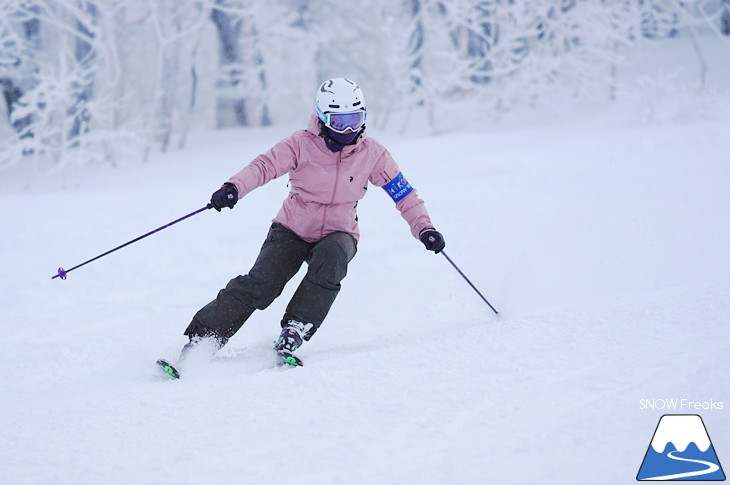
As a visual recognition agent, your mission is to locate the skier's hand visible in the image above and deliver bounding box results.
[419,229,445,254]
[209,183,238,212]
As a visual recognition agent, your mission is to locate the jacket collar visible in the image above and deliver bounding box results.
[305,114,366,155]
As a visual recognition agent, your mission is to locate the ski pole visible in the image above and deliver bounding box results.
[432,238,499,314]
[52,204,212,280]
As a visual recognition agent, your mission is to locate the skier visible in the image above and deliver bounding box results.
[183,78,445,366]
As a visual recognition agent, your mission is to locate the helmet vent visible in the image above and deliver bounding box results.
[328,104,340,108]
[353,101,361,107]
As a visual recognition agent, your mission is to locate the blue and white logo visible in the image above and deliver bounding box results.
[637,414,725,481]
[382,172,413,203]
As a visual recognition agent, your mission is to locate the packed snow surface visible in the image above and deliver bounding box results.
[2,40,729,485]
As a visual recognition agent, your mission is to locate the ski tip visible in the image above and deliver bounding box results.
[156,359,181,379]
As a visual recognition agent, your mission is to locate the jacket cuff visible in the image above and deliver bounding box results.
[224,181,242,199]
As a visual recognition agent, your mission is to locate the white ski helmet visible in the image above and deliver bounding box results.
[315,78,367,133]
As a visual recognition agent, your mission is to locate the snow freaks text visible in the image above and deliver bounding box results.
[639,399,724,411]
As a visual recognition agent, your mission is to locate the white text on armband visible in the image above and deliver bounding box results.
[382,172,413,203]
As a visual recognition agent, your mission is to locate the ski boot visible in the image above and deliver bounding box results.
[274,319,313,367]
[156,335,222,379]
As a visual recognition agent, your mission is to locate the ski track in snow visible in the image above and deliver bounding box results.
[2,44,730,485]
[641,451,720,480]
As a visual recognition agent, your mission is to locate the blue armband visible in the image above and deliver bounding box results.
[382,172,413,203]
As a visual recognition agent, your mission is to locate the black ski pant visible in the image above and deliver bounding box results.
[184,222,357,346]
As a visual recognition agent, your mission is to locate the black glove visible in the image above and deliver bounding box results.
[209,183,238,212]
[419,229,445,254]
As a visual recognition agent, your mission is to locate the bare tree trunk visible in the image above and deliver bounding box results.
[158,40,180,153]
[722,0,730,35]
[397,0,427,132]
[405,0,425,102]
[678,6,708,93]
[68,1,98,147]
[249,21,271,126]
[14,4,42,149]
[178,39,200,150]
[113,6,126,133]
[609,41,619,101]
[211,1,247,128]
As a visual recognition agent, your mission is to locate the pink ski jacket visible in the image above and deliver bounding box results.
[227,115,434,243]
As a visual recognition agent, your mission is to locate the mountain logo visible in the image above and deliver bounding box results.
[637,414,726,481]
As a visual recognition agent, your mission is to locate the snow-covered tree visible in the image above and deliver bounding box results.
[150,0,208,151]
[0,1,151,170]
[640,0,680,37]
[210,0,274,128]
[0,0,726,174]
[211,0,246,128]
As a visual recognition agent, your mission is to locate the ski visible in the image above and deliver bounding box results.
[155,351,300,379]
[275,350,303,368]
[156,359,181,379]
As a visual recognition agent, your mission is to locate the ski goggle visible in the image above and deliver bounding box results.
[323,111,366,133]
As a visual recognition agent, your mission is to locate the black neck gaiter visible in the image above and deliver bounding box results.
[321,124,364,152]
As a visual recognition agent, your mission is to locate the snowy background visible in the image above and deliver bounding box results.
[2,2,730,485]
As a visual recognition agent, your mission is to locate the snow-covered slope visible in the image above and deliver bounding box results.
[1,41,729,485]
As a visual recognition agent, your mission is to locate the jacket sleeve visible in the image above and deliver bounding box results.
[369,148,435,239]
[227,134,300,198]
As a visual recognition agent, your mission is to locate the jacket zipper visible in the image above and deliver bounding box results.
[320,150,343,239]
